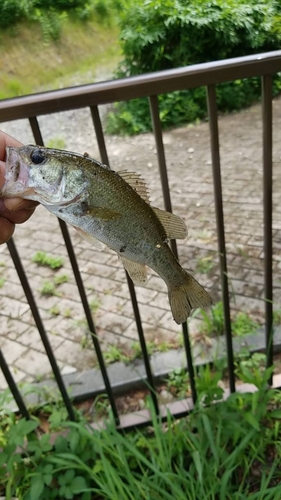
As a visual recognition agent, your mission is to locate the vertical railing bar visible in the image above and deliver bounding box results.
[262,74,273,379]
[6,238,76,420]
[206,85,235,393]
[0,349,30,419]
[29,116,44,145]
[181,322,197,402]
[90,106,110,166]
[29,117,119,422]
[149,95,177,258]
[58,221,120,423]
[126,275,159,414]
[90,104,159,412]
[149,94,197,402]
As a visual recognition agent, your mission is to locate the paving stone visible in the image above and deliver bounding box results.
[53,339,97,370]
[158,312,183,335]
[96,310,134,336]
[90,292,126,314]
[149,292,170,311]
[15,350,54,377]
[0,365,27,390]
[0,282,26,301]
[0,316,30,340]
[0,296,30,319]
[83,274,120,294]
[78,249,113,265]
[1,338,28,364]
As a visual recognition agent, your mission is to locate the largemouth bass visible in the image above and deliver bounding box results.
[1,145,212,323]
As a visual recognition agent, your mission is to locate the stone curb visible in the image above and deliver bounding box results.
[17,325,281,407]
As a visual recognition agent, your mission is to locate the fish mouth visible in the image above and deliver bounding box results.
[1,147,34,198]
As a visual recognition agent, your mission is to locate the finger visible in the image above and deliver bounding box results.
[3,197,38,212]
[0,206,37,225]
[0,218,15,244]
[0,132,22,161]
[0,131,23,189]
[0,160,6,190]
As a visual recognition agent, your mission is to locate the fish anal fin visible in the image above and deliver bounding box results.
[73,226,105,250]
[118,170,150,203]
[152,207,188,240]
[120,256,148,286]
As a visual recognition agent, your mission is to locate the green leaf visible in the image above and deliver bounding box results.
[64,468,75,483]
[43,473,53,486]
[54,435,69,453]
[65,485,74,499]
[0,452,8,467]
[30,475,44,499]
[243,412,260,431]
[268,410,281,419]
[71,475,87,492]
[18,418,39,435]
[92,459,103,474]
[69,429,80,453]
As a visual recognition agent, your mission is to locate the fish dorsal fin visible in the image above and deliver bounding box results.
[120,256,148,286]
[118,170,150,203]
[152,207,188,240]
[72,226,105,250]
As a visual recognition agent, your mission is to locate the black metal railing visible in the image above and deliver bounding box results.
[0,50,280,428]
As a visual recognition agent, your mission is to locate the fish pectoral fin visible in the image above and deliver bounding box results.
[72,226,105,250]
[120,257,148,286]
[86,206,121,220]
[152,207,188,240]
[117,170,150,203]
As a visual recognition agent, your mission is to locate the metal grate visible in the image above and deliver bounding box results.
[0,50,279,426]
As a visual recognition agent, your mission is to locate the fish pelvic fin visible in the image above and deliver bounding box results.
[120,256,148,286]
[168,273,212,324]
[72,226,105,250]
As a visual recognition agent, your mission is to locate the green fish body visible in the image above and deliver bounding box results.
[1,145,212,323]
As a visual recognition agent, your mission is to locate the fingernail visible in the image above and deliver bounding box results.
[0,200,6,213]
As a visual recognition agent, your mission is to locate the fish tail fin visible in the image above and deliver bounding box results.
[168,273,212,324]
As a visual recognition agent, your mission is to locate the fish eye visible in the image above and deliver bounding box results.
[30,149,46,165]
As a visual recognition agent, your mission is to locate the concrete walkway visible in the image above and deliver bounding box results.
[1,97,281,390]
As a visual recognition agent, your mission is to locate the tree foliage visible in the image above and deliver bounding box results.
[107,0,281,134]
[0,0,110,39]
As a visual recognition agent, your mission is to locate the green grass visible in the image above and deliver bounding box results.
[32,252,64,270]
[63,308,73,318]
[49,305,60,316]
[0,16,121,99]
[232,311,259,336]
[196,302,259,338]
[196,256,215,274]
[2,383,281,499]
[103,344,130,364]
[46,137,67,150]
[166,368,190,398]
[89,298,101,314]
[0,278,5,288]
[54,274,69,285]
[40,281,59,297]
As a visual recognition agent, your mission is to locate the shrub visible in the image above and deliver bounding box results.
[107,0,281,134]
[0,0,24,27]
[0,0,105,39]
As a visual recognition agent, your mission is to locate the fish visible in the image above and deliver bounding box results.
[1,145,212,323]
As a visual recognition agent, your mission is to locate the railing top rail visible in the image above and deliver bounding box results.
[1,50,281,122]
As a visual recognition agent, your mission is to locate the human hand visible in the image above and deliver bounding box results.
[0,131,37,244]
